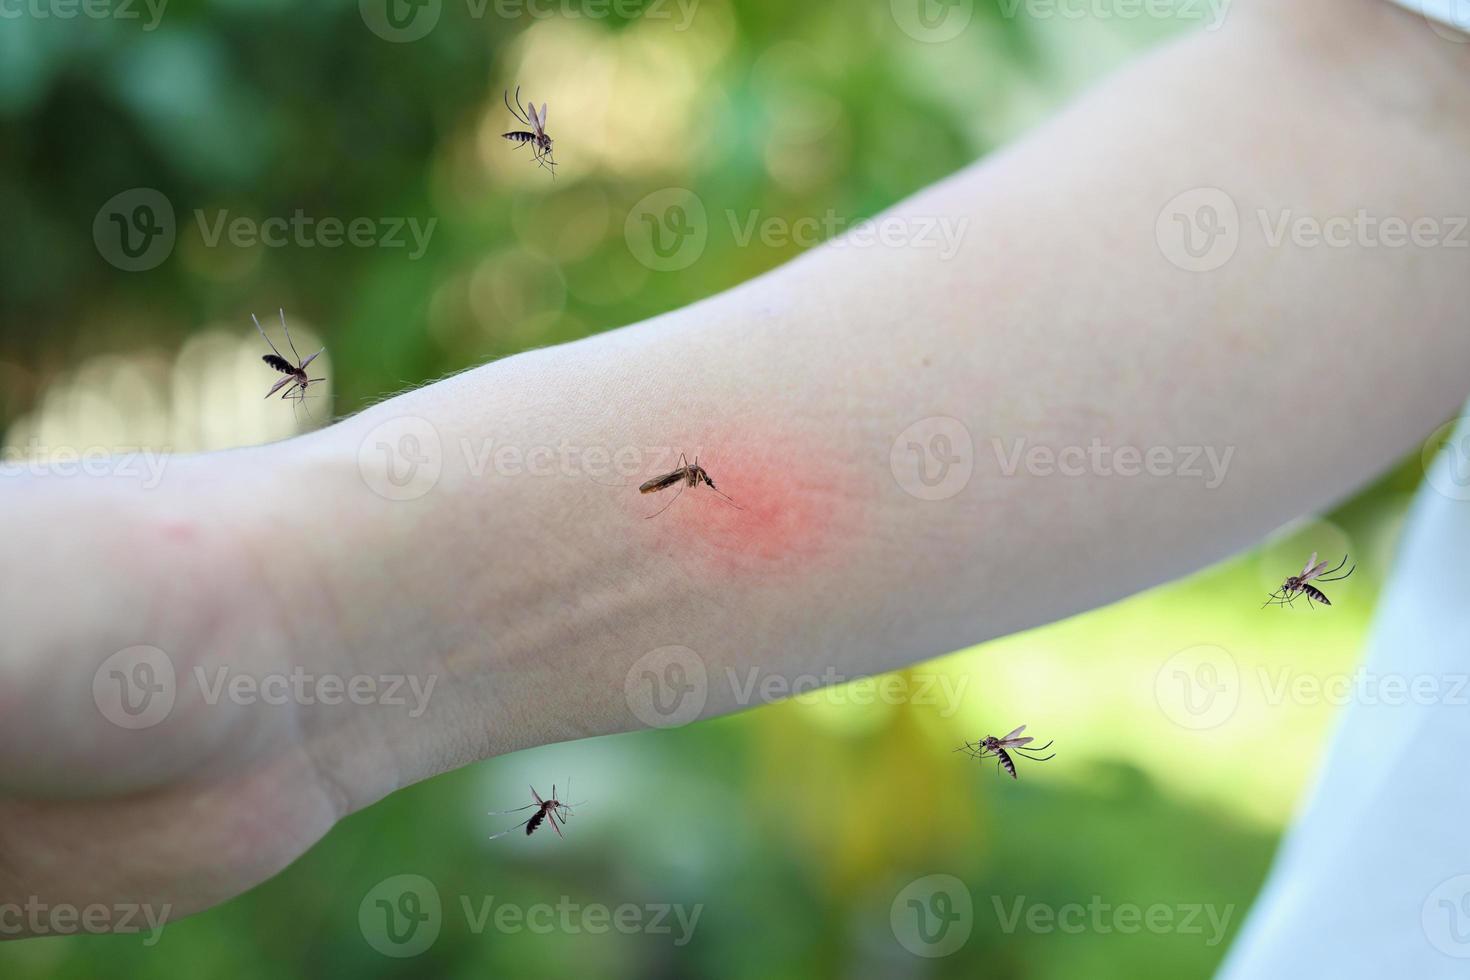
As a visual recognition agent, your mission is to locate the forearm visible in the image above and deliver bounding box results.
[293,0,1470,798]
[5,0,1468,818]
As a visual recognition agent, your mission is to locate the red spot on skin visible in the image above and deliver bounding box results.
[158,521,197,544]
[634,430,864,578]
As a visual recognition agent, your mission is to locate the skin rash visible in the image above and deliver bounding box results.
[631,429,864,578]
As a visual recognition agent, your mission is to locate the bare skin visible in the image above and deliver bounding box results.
[2,0,1468,936]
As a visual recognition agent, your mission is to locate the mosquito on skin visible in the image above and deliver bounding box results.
[252,309,325,416]
[639,452,742,519]
[956,725,1056,780]
[487,783,582,840]
[1263,552,1356,608]
[502,86,555,176]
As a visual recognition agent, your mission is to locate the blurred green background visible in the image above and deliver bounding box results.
[0,0,1443,976]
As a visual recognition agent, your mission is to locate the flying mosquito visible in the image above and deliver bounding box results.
[502,86,555,175]
[252,309,325,411]
[1263,552,1356,608]
[639,453,742,519]
[487,783,582,840]
[956,725,1056,780]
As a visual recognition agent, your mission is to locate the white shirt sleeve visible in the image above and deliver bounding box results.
[1384,0,1470,31]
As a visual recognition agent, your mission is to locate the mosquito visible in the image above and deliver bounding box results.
[956,725,1056,780]
[639,452,743,519]
[502,86,555,175]
[487,783,582,840]
[1263,552,1356,609]
[252,309,325,413]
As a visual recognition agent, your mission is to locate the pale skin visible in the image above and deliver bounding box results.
[2,0,1468,937]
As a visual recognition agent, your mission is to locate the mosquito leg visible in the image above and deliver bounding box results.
[279,308,303,365]
[644,480,687,519]
[488,817,534,840]
[252,313,285,360]
[505,87,532,127]
[707,487,744,510]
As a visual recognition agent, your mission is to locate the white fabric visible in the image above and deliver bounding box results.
[1385,0,1470,30]
[1218,411,1470,978]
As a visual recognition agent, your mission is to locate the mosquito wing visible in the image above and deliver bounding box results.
[547,809,565,839]
[999,724,1027,742]
[527,101,541,134]
[1300,552,1321,578]
[1000,736,1035,748]
[265,375,294,398]
[640,470,686,494]
[539,103,548,131]
[531,785,544,805]
[299,348,325,370]
[1301,563,1332,583]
